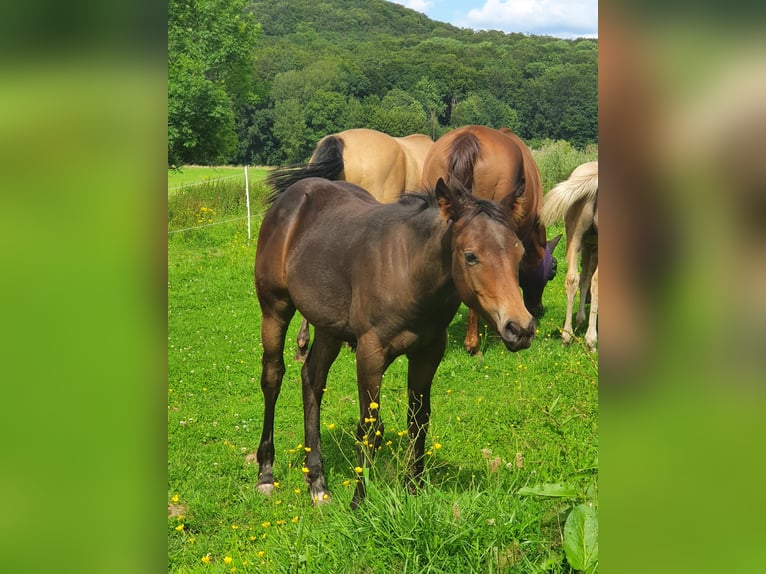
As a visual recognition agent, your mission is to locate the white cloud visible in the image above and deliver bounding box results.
[389,0,435,15]
[465,0,597,38]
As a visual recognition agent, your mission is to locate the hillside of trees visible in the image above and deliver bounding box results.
[168,0,598,166]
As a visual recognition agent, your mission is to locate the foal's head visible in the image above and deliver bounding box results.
[435,179,536,351]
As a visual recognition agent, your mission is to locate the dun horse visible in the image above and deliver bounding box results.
[421,125,560,354]
[254,177,534,509]
[266,128,434,360]
[540,161,598,352]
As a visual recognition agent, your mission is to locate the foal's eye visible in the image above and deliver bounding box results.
[464,252,478,266]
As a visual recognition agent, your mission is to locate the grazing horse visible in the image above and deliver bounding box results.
[540,161,598,352]
[265,128,434,361]
[254,177,535,509]
[421,125,560,354]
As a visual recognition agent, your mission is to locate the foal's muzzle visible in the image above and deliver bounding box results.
[501,319,536,351]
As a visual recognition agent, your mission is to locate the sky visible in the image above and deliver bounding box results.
[388,0,598,39]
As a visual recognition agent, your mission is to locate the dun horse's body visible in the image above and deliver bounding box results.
[421,125,559,354]
[266,128,434,360]
[254,177,534,508]
[540,161,598,352]
[266,128,433,203]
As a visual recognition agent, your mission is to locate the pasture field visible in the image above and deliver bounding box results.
[168,163,598,573]
[168,165,271,197]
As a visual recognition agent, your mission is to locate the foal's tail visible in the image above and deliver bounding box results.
[540,162,598,226]
[265,135,345,202]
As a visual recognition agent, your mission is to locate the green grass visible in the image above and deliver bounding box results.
[169,165,271,197]
[168,177,597,573]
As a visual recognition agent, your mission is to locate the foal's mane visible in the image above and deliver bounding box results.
[399,187,513,229]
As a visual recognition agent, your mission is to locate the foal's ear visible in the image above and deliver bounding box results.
[435,178,469,221]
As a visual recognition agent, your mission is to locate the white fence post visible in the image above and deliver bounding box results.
[245,165,251,241]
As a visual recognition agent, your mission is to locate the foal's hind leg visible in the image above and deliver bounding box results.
[562,239,582,345]
[256,306,294,496]
[301,329,342,504]
[576,242,594,329]
[294,317,311,362]
[585,265,598,352]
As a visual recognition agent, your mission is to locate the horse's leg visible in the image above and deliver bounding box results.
[294,317,310,362]
[405,331,447,494]
[464,308,480,354]
[350,335,390,510]
[300,328,342,504]
[256,306,294,495]
[576,242,593,329]
[585,264,599,352]
[562,242,581,345]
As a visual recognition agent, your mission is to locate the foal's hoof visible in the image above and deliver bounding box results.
[310,490,332,506]
[256,483,275,496]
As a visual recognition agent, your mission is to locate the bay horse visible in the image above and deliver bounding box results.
[421,125,560,354]
[265,128,434,361]
[254,177,535,509]
[540,161,598,352]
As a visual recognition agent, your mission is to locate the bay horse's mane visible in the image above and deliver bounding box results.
[393,186,515,229]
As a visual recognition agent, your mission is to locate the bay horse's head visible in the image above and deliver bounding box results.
[519,232,562,317]
[435,179,536,351]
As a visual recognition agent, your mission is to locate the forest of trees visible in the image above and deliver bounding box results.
[168,0,598,167]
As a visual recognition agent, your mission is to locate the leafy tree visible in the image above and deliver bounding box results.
[168,0,260,165]
[411,78,447,139]
[367,89,428,136]
[272,98,308,163]
[450,92,520,132]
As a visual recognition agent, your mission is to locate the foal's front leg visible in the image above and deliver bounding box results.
[350,336,389,510]
[301,330,342,504]
[405,332,446,493]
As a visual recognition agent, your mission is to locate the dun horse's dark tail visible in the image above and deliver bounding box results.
[265,136,345,203]
[447,132,481,191]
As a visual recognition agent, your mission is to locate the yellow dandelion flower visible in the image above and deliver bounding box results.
[175,524,185,532]
[189,537,196,544]
[301,466,309,474]
[397,430,406,437]
[223,556,233,565]
[327,423,335,430]
[231,524,238,530]
[369,401,379,410]
[294,488,301,494]
[375,430,381,436]
[276,519,286,526]
[249,536,256,541]
[364,417,376,423]
[273,481,280,487]
[433,443,442,450]
[171,494,179,503]
[261,521,271,528]
[291,516,299,523]
[385,440,392,446]
[257,551,266,558]
[354,466,364,474]
[201,554,211,564]
[304,447,311,452]
[342,479,351,486]
[447,389,453,395]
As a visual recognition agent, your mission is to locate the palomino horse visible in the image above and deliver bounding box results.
[540,161,598,352]
[254,177,535,509]
[265,128,434,360]
[421,125,560,354]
